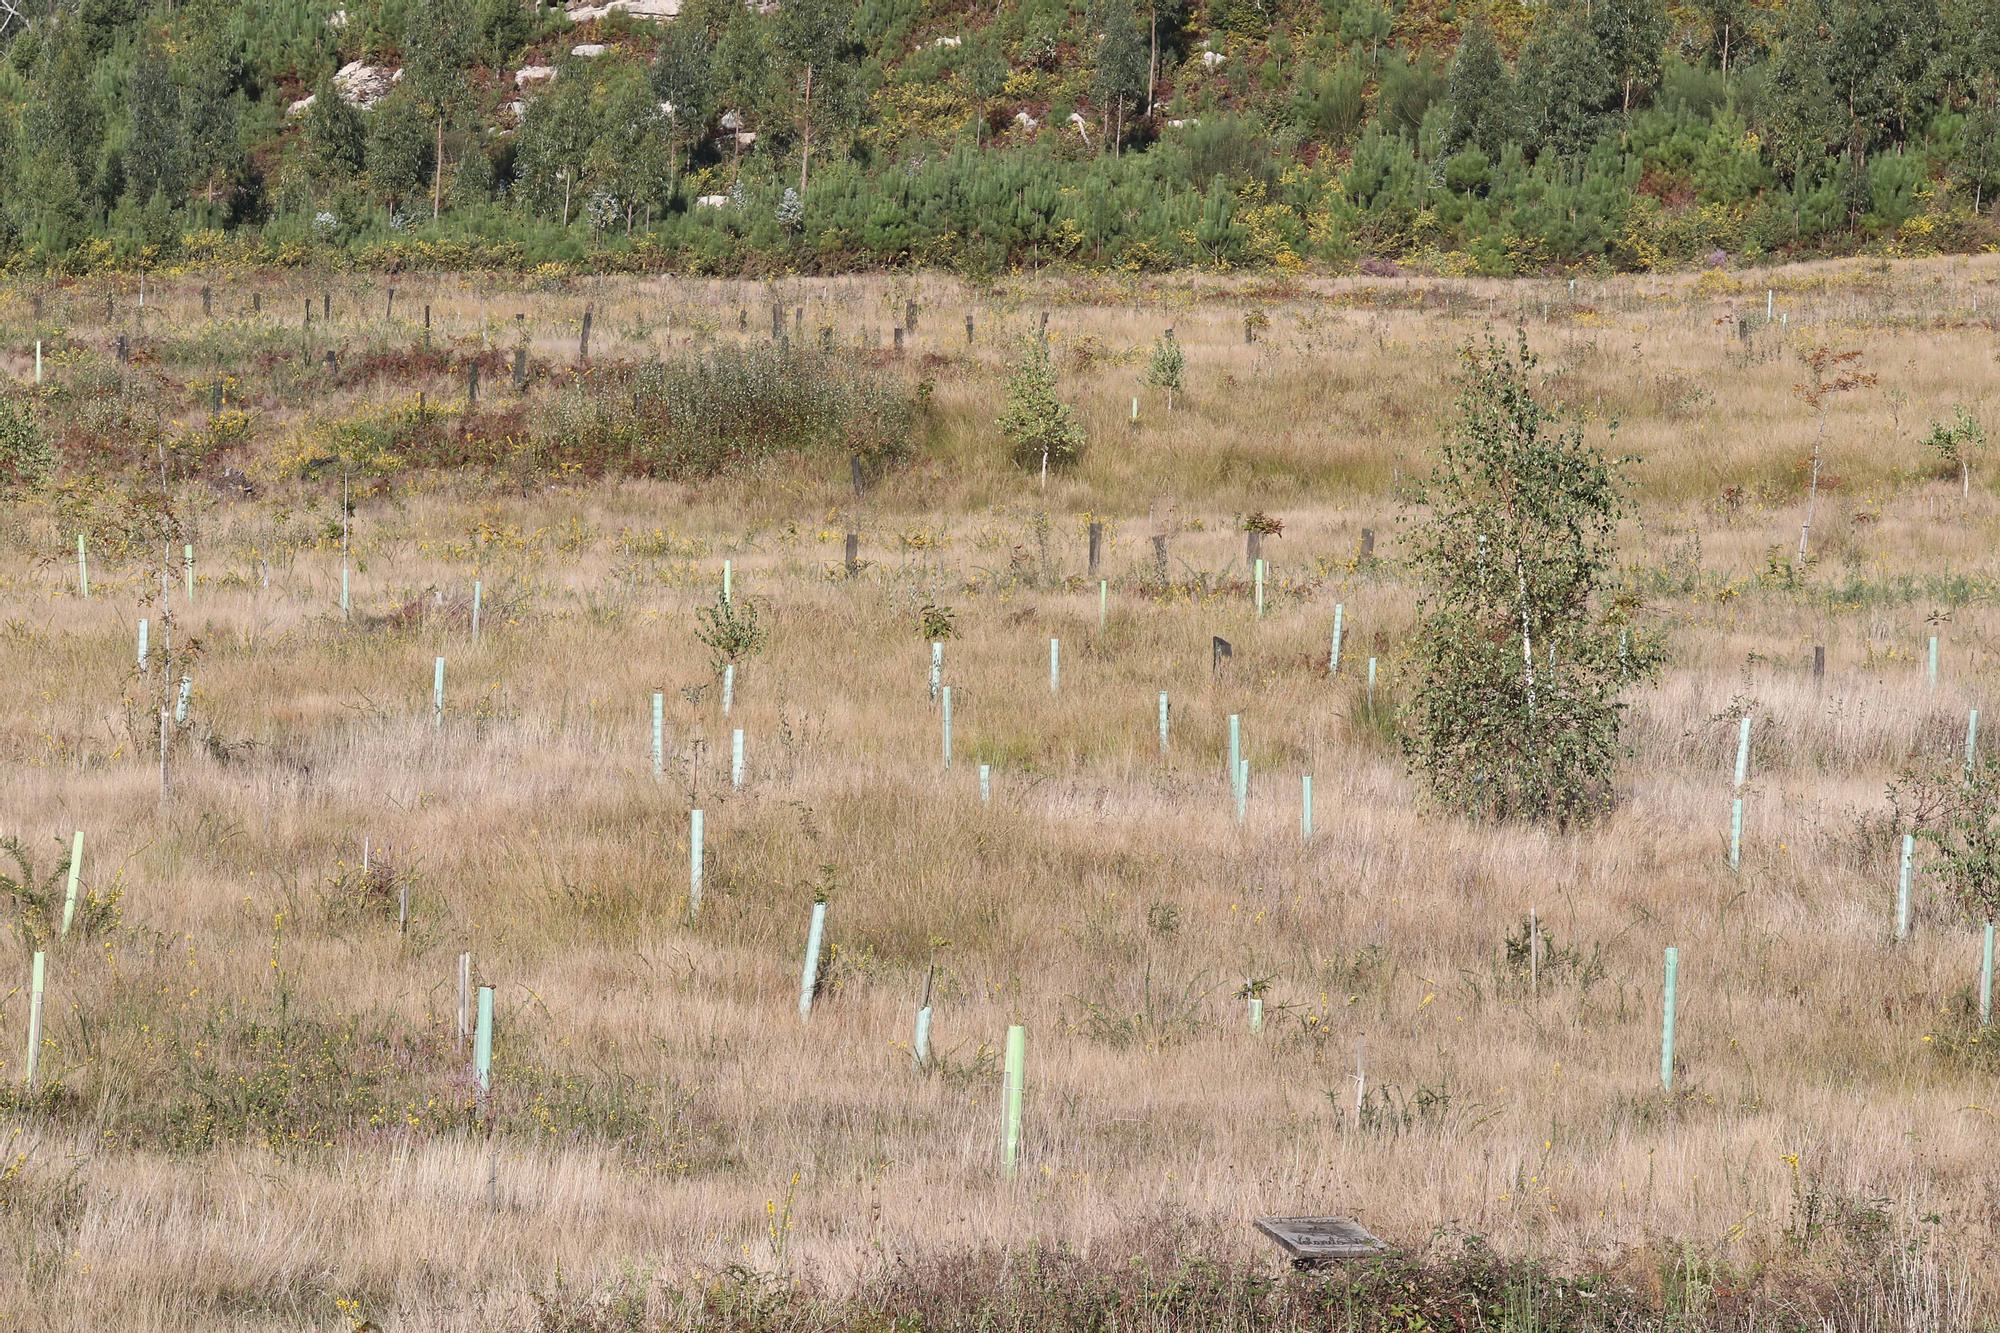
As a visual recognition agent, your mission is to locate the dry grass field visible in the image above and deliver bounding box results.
[2,256,2000,1331]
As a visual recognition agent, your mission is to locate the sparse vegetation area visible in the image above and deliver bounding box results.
[2,258,2000,1329]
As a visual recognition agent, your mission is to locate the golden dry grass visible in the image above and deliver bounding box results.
[2,255,2000,1330]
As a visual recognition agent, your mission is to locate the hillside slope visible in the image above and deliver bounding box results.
[0,0,1994,273]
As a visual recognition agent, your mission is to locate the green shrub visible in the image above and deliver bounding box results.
[536,343,920,479]
[694,590,768,675]
[997,335,1085,474]
[0,398,56,494]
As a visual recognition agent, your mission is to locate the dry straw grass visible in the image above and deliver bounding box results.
[2,255,1999,1329]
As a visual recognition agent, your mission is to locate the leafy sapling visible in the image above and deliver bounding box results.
[1401,329,1657,827]
[1146,329,1185,411]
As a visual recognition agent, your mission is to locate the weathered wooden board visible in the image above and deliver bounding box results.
[1253,1216,1387,1266]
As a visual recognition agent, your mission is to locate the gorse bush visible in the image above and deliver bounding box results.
[536,343,919,479]
[0,834,119,948]
[1889,750,2000,925]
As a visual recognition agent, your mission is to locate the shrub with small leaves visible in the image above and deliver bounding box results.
[918,603,957,640]
[1401,330,1655,827]
[1920,406,1984,497]
[1889,751,2000,925]
[0,398,55,495]
[1243,511,1284,536]
[776,187,804,232]
[694,591,768,676]
[0,835,120,948]
[1145,332,1185,409]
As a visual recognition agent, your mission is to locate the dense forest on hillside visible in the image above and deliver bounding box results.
[0,0,1994,274]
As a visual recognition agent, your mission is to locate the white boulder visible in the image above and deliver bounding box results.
[566,0,680,20]
[331,60,400,109]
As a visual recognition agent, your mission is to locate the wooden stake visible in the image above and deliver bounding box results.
[457,952,472,1053]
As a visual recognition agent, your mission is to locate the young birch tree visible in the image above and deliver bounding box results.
[1403,330,1652,826]
[1793,345,1874,563]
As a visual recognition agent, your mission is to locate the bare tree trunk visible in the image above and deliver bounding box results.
[156,443,174,804]
[1148,8,1157,110]
[433,116,443,221]
[1516,556,1536,723]
[1798,415,1825,563]
[798,65,814,196]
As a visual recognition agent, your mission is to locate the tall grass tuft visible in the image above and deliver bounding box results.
[536,343,922,479]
